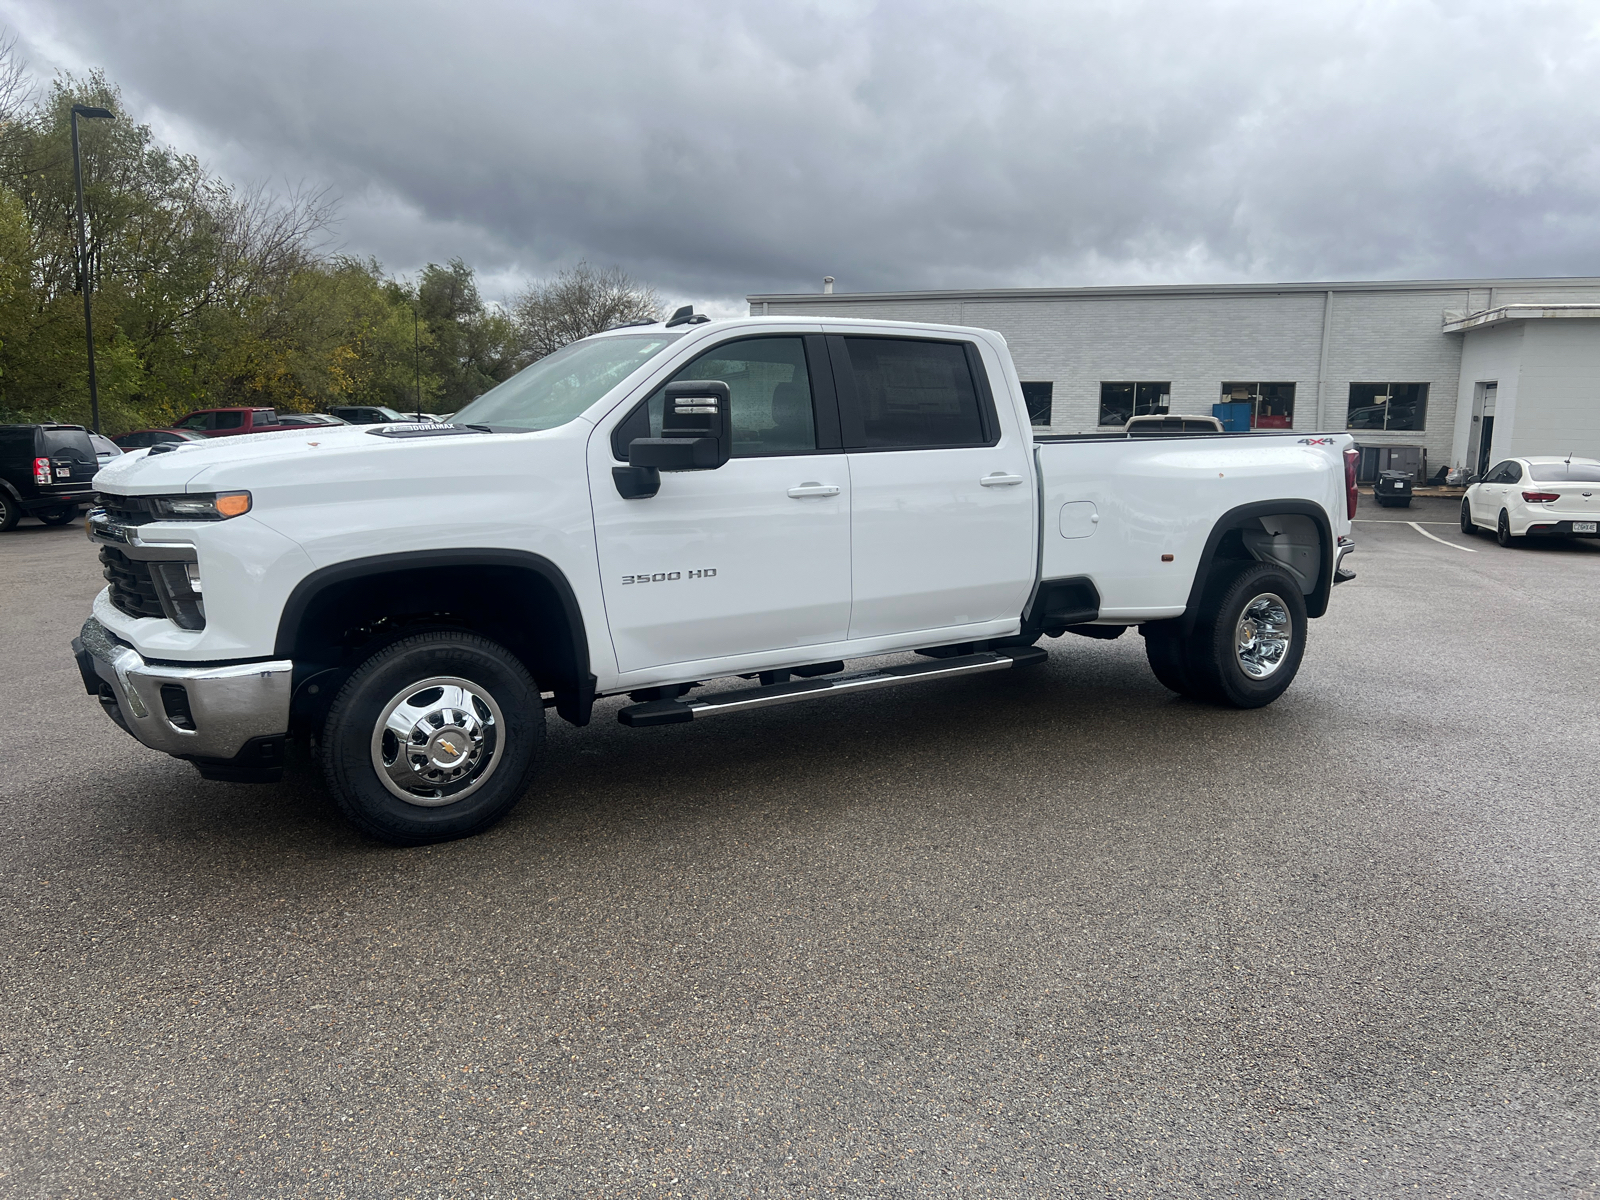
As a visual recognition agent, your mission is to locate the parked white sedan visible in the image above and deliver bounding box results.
[1461,456,1600,546]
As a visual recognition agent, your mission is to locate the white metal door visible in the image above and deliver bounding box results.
[846,446,1035,638]
[588,332,852,674]
[589,457,852,672]
[827,334,1035,640]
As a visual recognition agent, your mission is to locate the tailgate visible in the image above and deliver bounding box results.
[40,429,99,491]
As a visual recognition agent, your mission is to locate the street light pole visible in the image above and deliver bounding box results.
[70,104,114,434]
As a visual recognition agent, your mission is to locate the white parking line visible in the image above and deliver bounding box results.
[1407,521,1477,552]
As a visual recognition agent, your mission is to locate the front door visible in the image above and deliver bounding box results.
[590,334,852,675]
[828,335,1035,640]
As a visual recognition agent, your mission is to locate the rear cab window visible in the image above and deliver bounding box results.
[827,336,997,450]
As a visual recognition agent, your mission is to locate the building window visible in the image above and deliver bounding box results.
[1099,381,1170,427]
[1347,383,1429,431]
[1220,382,1295,429]
[1021,382,1053,426]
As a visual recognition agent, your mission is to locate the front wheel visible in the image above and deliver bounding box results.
[321,631,545,845]
[1460,499,1476,535]
[1185,562,1308,708]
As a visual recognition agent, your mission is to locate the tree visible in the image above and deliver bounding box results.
[510,261,661,364]
[416,259,518,412]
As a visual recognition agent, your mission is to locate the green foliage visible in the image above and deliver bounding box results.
[0,61,520,432]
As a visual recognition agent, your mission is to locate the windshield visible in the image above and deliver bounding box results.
[451,332,684,431]
[1528,461,1600,482]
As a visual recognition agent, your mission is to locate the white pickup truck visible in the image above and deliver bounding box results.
[73,314,1358,844]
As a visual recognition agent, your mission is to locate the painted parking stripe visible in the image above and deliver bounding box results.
[1407,521,1477,552]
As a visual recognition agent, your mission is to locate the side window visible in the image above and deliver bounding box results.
[174,412,212,431]
[1485,462,1511,483]
[121,433,150,448]
[1503,461,1522,483]
[612,336,818,459]
[836,337,989,450]
[213,411,244,430]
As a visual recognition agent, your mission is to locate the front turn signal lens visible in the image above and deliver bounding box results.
[214,491,252,518]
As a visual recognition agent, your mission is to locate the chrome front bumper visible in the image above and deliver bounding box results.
[74,616,293,762]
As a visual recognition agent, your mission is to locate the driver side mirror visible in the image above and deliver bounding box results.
[614,380,733,500]
[628,380,732,471]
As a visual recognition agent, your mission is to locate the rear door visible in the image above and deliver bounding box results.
[589,332,854,675]
[830,334,1035,640]
[40,428,98,490]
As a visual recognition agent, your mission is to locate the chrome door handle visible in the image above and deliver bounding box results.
[980,472,1025,486]
[787,482,840,498]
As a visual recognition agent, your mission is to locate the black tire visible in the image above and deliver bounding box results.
[1497,509,1519,548]
[0,492,18,533]
[1142,620,1197,696]
[320,631,544,845]
[1460,498,1476,535]
[38,505,79,526]
[1184,561,1308,709]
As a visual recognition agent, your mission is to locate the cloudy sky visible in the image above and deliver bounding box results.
[6,0,1599,311]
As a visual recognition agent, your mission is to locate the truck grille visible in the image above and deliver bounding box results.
[100,546,166,619]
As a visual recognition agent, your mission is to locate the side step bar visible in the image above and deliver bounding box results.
[617,646,1047,727]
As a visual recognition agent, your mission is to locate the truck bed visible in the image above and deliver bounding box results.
[1035,430,1352,621]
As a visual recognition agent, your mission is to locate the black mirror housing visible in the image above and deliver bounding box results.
[626,380,732,472]
[628,437,721,470]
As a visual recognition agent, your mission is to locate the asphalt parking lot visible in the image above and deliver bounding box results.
[3,497,1598,1198]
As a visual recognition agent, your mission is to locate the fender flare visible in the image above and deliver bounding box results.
[1178,499,1335,633]
[274,548,596,724]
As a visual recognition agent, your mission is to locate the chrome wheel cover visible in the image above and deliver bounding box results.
[1235,593,1292,680]
[370,676,505,806]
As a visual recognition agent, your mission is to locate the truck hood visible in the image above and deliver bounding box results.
[90,423,575,495]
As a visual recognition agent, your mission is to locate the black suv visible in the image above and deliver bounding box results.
[0,424,101,531]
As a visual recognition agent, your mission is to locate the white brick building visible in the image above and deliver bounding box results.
[747,278,1600,479]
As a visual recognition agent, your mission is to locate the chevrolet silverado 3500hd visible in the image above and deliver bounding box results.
[72,315,1357,844]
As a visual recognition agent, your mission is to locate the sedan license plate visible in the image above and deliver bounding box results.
[1573,521,1597,534]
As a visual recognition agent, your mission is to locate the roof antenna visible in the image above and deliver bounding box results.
[664,305,709,328]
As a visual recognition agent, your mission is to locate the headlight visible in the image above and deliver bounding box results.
[149,491,252,520]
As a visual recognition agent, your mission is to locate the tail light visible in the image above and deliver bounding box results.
[1343,448,1359,518]
[33,456,51,486]
[1522,491,1560,503]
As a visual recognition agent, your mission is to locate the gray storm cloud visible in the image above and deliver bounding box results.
[6,0,1599,303]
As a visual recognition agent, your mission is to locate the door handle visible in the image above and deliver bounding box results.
[787,483,840,498]
[980,472,1025,487]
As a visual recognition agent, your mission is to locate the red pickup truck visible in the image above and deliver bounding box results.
[169,407,299,437]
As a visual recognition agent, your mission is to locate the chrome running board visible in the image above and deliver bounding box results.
[617,646,1047,727]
